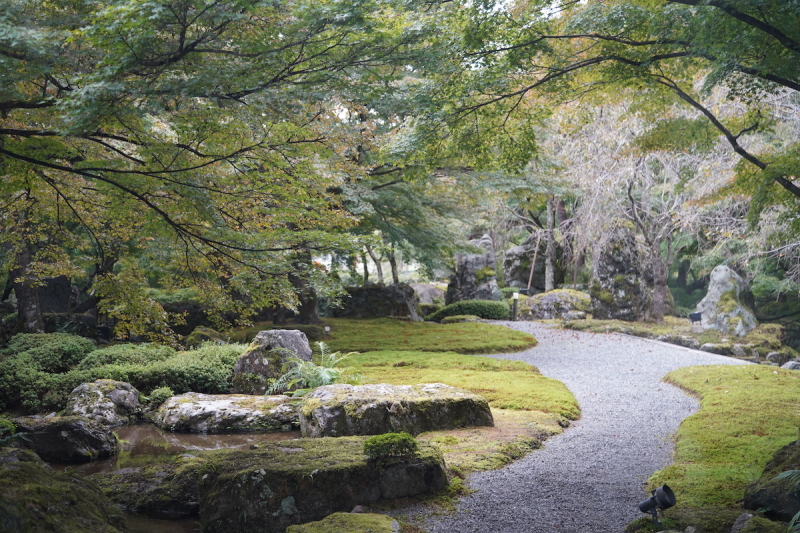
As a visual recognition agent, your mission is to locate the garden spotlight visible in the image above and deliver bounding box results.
[638,485,675,527]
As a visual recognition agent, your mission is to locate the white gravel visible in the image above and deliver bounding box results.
[423,321,750,533]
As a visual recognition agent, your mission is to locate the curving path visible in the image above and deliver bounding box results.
[424,321,750,533]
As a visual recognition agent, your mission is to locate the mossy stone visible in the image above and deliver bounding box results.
[285,512,400,532]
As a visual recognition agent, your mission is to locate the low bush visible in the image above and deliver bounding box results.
[425,300,510,322]
[1,333,96,373]
[147,386,174,408]
[77,343,176,370]
[0,342,244,413]
[363,432,419,460]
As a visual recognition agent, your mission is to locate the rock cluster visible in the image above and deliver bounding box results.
[446,234,501,304]
[503,232,564,293]
[299,383,494,438]
[519,289,590,320]
[153,392,299,433]
[589,222,649,321]
[695,265,757,337]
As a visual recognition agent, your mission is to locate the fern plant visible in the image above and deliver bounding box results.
[771,470,800,532]
[267,342,362,396]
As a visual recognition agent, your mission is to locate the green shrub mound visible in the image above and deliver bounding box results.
[0,341,243,413]
[363,432,419,460]
[147,386,174,408]
[425,300,510,322]
[77,343,176,370]
[1,333,96,373]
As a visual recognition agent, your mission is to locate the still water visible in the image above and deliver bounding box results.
[49,424,302,532]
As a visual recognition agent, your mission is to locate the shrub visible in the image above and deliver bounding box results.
[363,432,419,460]
[0,417,14,437]
[77,343,176,370]
[147,386,174,408]
[425,300,510,322]
[418,303,443,317]
[500,287,518,298]
[2,333,96,373]
[268,342,362,396]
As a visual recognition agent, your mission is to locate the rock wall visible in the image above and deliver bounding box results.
[446,234,501,304]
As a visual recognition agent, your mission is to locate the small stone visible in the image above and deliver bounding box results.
[782,360,800,371]
[351,505,365,513]
[729,513,753,533]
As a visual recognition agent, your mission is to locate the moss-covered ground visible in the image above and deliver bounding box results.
[626,364,800,533]
[321,318,537,354]
[564,316,794,358]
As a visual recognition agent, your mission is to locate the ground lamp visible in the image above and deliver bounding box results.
[512,292,519,321]
[324,326,331,336]
[638,485,676,526]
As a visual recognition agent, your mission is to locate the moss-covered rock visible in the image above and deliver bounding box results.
[331,284,422,321]
[63,379,141,427]
[184,326,227,348]
[285,512,400,532]
[231,329,313,394]
[696,265,758,337]
[300,383,494,438]
[94,437,447,533]
[518,289,591,320]
[440,314,482,324]
[744,438,800,522]
[10,415,118,462]
[0,447,124,532]
[152,392,299,433]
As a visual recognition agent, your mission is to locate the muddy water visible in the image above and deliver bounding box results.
[49,424,301,532]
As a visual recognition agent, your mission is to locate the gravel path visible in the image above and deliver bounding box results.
[424,321,750,533]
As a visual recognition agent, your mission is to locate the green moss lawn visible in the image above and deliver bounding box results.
[628,364,800,532]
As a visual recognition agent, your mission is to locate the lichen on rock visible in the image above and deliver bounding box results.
[695,265,758,337]
[231,329,313,394]
[63,379,141,427]
[518,289,591,320]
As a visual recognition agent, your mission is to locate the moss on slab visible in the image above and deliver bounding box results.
[285,512,399,532]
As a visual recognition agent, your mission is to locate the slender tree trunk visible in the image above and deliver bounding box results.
[545,196,556,292]
[365,244,384,285]
[388,245,399,284]
[676,260,690,290]
[289,249,321,324]
[11,244,45,333]
[649,245,669,322]
[361,251,369,286]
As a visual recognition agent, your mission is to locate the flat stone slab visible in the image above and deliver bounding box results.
[300,383,493,438]
[95,437,447,532]
[153,392,299,433]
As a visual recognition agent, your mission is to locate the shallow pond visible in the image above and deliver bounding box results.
[49,424,301,531]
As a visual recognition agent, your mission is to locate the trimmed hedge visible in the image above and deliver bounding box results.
[425,300,510,322]
[1,333,96,374]
[77,343,176,370]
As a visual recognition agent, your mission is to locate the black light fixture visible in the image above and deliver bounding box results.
[638,485,676,526]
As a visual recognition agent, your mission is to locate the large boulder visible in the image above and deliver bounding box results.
[300,383,494,438]
[446,234,501,304]
[410,283,445,305]
[231,329,313,394]
[743,438,800,522]
[519,289,590,320]
[63,379,141,427]
[0,447,124,532]
[152,392,299,433]
[695,265,758,337]
[9,415,118,462]
[330,283,421,321]
[503,232,565,293]
[589,222,649,321]
[94,437,447,532]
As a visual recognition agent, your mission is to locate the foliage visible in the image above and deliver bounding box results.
[0,341,243,413]
[1,333,97,373]
[363,432,419,460]
[418,303,443,317]
[0,417,15,438]
[146,386,174,409]
[644,366,800,529]
[76,343,176,370]
[425,300,510,322]
[322,318,536,354]
[267,342,361,396]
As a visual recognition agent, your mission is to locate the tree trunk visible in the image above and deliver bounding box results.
[545,196,556,292]
[361,251,369,286]
[649,245,669,322]
[11,245,45,333]
[388,245,399,284]
[676,260,690,290]
[289,249,321,324]
[365,244,384,285]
